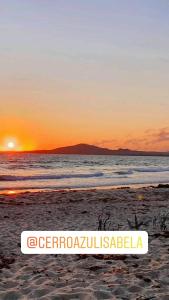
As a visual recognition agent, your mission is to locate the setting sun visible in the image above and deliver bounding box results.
[1,138,20,151]
[0,136,35,151]
[7,142,15,150]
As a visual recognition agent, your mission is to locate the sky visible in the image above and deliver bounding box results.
[0,0,169,151]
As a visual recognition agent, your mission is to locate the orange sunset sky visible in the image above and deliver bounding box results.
[0,1,169,151]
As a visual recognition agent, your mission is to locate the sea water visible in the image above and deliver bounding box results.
[0,154,169,192]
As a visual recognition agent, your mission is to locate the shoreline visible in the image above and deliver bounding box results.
[0,182,169,195]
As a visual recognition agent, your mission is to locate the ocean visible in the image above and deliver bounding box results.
[0,154,169,192]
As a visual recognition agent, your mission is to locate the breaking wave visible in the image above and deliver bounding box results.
[0,172,104,182]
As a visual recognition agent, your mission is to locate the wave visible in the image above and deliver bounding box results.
[1,166,169,182]
[0,172,104,182]
[133,167,169,173]
[115,170,133,175]
[115,166,169,175]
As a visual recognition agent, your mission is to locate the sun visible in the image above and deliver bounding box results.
[7,141,15,150]
[1,137,21,151]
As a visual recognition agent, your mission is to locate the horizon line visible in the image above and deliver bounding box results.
[0,143,169,154]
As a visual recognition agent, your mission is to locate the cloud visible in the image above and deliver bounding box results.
[124,128,169,150]
[149,128,169,143]
[96,127,169,151]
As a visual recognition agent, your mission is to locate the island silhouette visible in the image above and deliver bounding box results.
[1,143,169,156]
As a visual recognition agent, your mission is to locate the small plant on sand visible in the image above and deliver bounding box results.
[127,214,150,230]
[159,213,169,231]
[152,212,169,232]
[98,211,111,230]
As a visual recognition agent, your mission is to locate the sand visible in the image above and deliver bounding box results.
[0,187,169,299]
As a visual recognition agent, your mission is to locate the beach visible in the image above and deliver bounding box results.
[1,0,169,298]
[0,187,169,299]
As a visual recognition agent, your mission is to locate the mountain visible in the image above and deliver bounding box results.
[32,143,169,156]
[49,143,114,155]
[1,143,169,156]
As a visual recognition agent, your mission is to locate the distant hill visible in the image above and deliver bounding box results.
[28,143,169,156]
[1,143,169,156]
[49,143,113,155]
